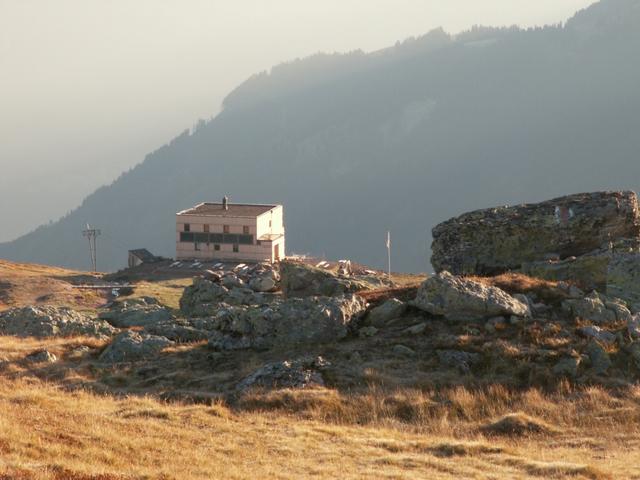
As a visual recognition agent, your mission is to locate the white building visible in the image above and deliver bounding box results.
[176,197,285,263]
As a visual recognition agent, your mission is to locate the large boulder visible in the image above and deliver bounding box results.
[208,294,368,350]
[99,297,173,328]
[413,272,530,321]
[279,261,370,298]
[180,277,269,316]
[99,331,173,363]
[431,191,640,276]
[0,305,116,339]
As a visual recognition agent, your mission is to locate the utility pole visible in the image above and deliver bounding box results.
[385,231,391,279]
[82,224,101,272]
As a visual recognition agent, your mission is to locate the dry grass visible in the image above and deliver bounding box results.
[0,377,637,479]
[469,272,569,304]
[0,260,106,313]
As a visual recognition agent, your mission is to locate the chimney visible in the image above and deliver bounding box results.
[222,195,229,210]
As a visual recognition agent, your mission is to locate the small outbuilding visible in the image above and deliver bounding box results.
[128,249,159,268]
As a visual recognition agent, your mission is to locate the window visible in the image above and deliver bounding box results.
[214,244,220,251]
[233,244,239,253]
[256,240,261,246]
[238,234,253,245]
[269,220,272,228]
[194,242,200,251]
[204,225,210,233]
[180,232,194,242]
[194,233,208,243]
[223,225,230,234]
[243,225,250,235]
[184,223,190,232]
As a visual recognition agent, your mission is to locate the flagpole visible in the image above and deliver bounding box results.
[386,231,391,279]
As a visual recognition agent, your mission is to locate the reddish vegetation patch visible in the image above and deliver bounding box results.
[468,273,569,305]
[359,285,420,304]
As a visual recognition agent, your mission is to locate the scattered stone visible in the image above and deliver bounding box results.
[0,305,116,339]
[359,326,378,338]
[350,351,363,363]
[404,322,427,335]
[585,341,612,375]
[249,276,277,293]
[99,331,173,363]
[578,326,616,345]
[628,314,640,340]
[365,298,406,327]
[25,349,57,363]
[562,292,619,325]
[236,356,329,393]
[431,191,640,276]
[552,356,580,378]
[413,272,530,321]
[393,345,416,357]
[485,316,508,333]
[437,349,481,374]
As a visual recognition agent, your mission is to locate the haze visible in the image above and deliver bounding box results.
[0,0,594,242]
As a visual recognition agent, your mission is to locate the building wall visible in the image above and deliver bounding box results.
[256,206,285,238]
[175,208,284,262]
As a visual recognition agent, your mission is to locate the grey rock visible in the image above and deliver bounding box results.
[144,319,210,343]
[606,253,640,304]
[404,322,427,335]
[485,316,508,333]
[280,260,370,298]
[585,341,612,375]
[358,326,378,338]
[431,191,640,276]
[552,356,580,378]
[99,331,173,363]
[236,356,328,393]
[413,272,530,321]
[393,344,416,357]
[437,350,481,374]
[562,291,618,325]
[0,305,116,339]
[25,349,57,363]
[249,276,278,293]
[208,294,367,350]
[100,299,173,328]
[366,298,406,327]
[629,314,640,340]
[578,326,617,345]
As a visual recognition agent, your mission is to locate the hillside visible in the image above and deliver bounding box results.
[0,252,639,478]
[2,0,640,272]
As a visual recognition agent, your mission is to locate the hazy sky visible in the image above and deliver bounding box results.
[0,0,595,242]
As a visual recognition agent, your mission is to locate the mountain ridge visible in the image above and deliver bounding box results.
[2,0,639,273]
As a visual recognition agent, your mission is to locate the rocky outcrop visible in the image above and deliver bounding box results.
[99,297,173,328]
[180,277,273,317]
[0,305,116,339]
[413,272,530,321]
[561,291,630,325]
[431,191,640,276]
[280,261,371,298]
[99,331,173,363]
[236,356,329,393]
[208,294,367,350]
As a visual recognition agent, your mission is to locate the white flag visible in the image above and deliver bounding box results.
[385,231,391,249]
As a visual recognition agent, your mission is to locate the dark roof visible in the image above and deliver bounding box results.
[128,249,158,262]
[177,203,278,217]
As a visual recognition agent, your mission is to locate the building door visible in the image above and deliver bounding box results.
[274,244,280,261]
